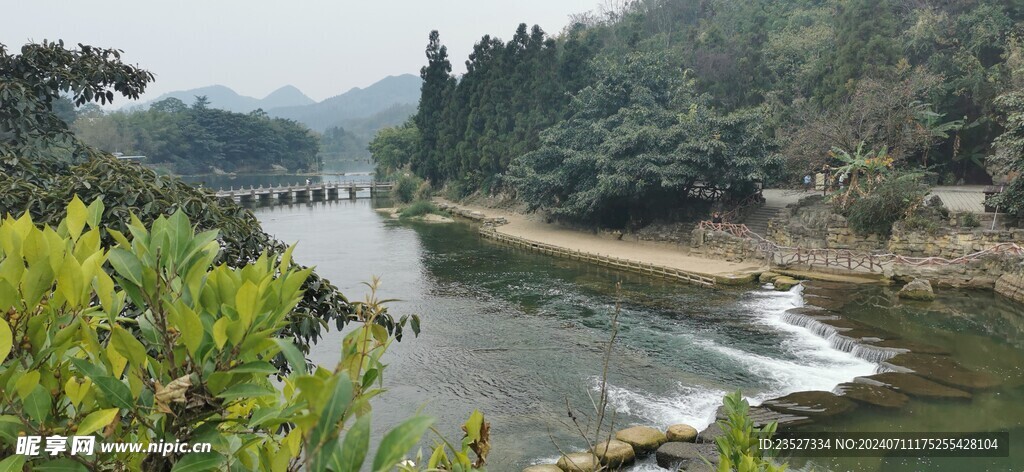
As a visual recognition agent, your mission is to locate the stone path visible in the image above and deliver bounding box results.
[762,188,820,208]
[436,199,765,281]
[929,185,988,213]
[763,187,990,214]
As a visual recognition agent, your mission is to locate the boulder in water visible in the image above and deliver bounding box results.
[833,382,910,408]
[761,391,857,418]
[591,439,635,468]
[655,441,719,470]
[883,353,1000,390]
[614,425,667,454]
[759,271,781,284]
[773,276,800,291]
[898,278,935,301]
[854,373,971,399]
[696,423,725,443]
[666,424,699,442]
[555,452,599,472]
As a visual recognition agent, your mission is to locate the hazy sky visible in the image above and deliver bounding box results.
[4,0,599,104]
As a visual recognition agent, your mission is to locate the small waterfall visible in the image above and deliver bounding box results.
[781,311,839,339]
[780,304,903,364]
[852,344,906,363]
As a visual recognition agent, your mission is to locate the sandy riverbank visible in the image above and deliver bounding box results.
[436,198,764,281]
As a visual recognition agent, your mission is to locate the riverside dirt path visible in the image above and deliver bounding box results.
[437,198,765,283]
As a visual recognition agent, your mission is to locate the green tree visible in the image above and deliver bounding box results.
[411,31,455,182]
[508,52,780,227]
[369,120,420,177]
[0,41,153,163]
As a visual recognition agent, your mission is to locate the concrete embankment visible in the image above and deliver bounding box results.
[435,199,763,287]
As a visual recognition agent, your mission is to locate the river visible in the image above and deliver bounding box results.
[252,197,1024,471]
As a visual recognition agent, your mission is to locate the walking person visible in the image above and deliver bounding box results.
[803,174,812,191]
[712,211,723,224]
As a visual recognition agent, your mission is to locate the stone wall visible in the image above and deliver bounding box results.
[996,262,1024,303]
[888,227,1024,258]
[891,255,1011,289]
[689,228,762,263]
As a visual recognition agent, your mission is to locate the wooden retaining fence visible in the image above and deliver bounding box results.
[479,228,716,288]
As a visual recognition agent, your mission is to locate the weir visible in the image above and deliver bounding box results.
[214,181,393,206]
[780,305,905,364]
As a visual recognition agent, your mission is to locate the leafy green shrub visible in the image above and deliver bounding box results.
[444,180,471,201]
[0,156,404,363]
[414,181,434,202]
[400,200,439,218]
[843,173,929,237]
[0,198,483,471]
[961,212,981,228]
[391,174,423,204]
[713,392,786,472]
[901,214,941,234]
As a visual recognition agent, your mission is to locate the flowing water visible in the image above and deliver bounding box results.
[252,198,1024,471]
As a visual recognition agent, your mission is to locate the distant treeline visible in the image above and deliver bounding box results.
[72,96,318,174]
[373,0,1024,227]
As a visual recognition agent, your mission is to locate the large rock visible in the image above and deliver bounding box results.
[696,423,725,444]
[759,271,781,284]
[556,452,599,472]
[854,373,971,399]
[761,391,857,418]
[591,439,635,468]
[614,425,667,454]
[833,382,909,408]
[773,276,800,291]
[898,278,935,301]
[883,353,1000,390]
[523,465,562,472]
[666,424,699,442]
[655,441,719,470]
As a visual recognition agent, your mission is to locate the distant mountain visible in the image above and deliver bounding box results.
[141,84,314,113]
[268,74,421,131]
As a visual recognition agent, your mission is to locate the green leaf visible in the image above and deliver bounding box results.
[174,303,203,356]
[332,414,372,472]
[76,408,119,436]
[86,198,105,229]
[216,383,277,401]
[371,416,434,472]
[66,195,88,241]
[463,410,484,442]
[272,338,307,375]
[0,455,25,472]
[107,248,144,288]
[169,452,225,472]
[23,385,51,422]
[0,319,11,363]
[15,370,40,400]
[92,376,135,409]
[213,317,229,350]
[235,280,258,328]
[309,377,354,471]
[110,325,148,368]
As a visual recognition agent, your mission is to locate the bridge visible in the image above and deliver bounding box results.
[214,181,394,204]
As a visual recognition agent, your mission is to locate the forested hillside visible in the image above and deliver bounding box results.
[373,0,1024,226]
[73,97,319,174]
